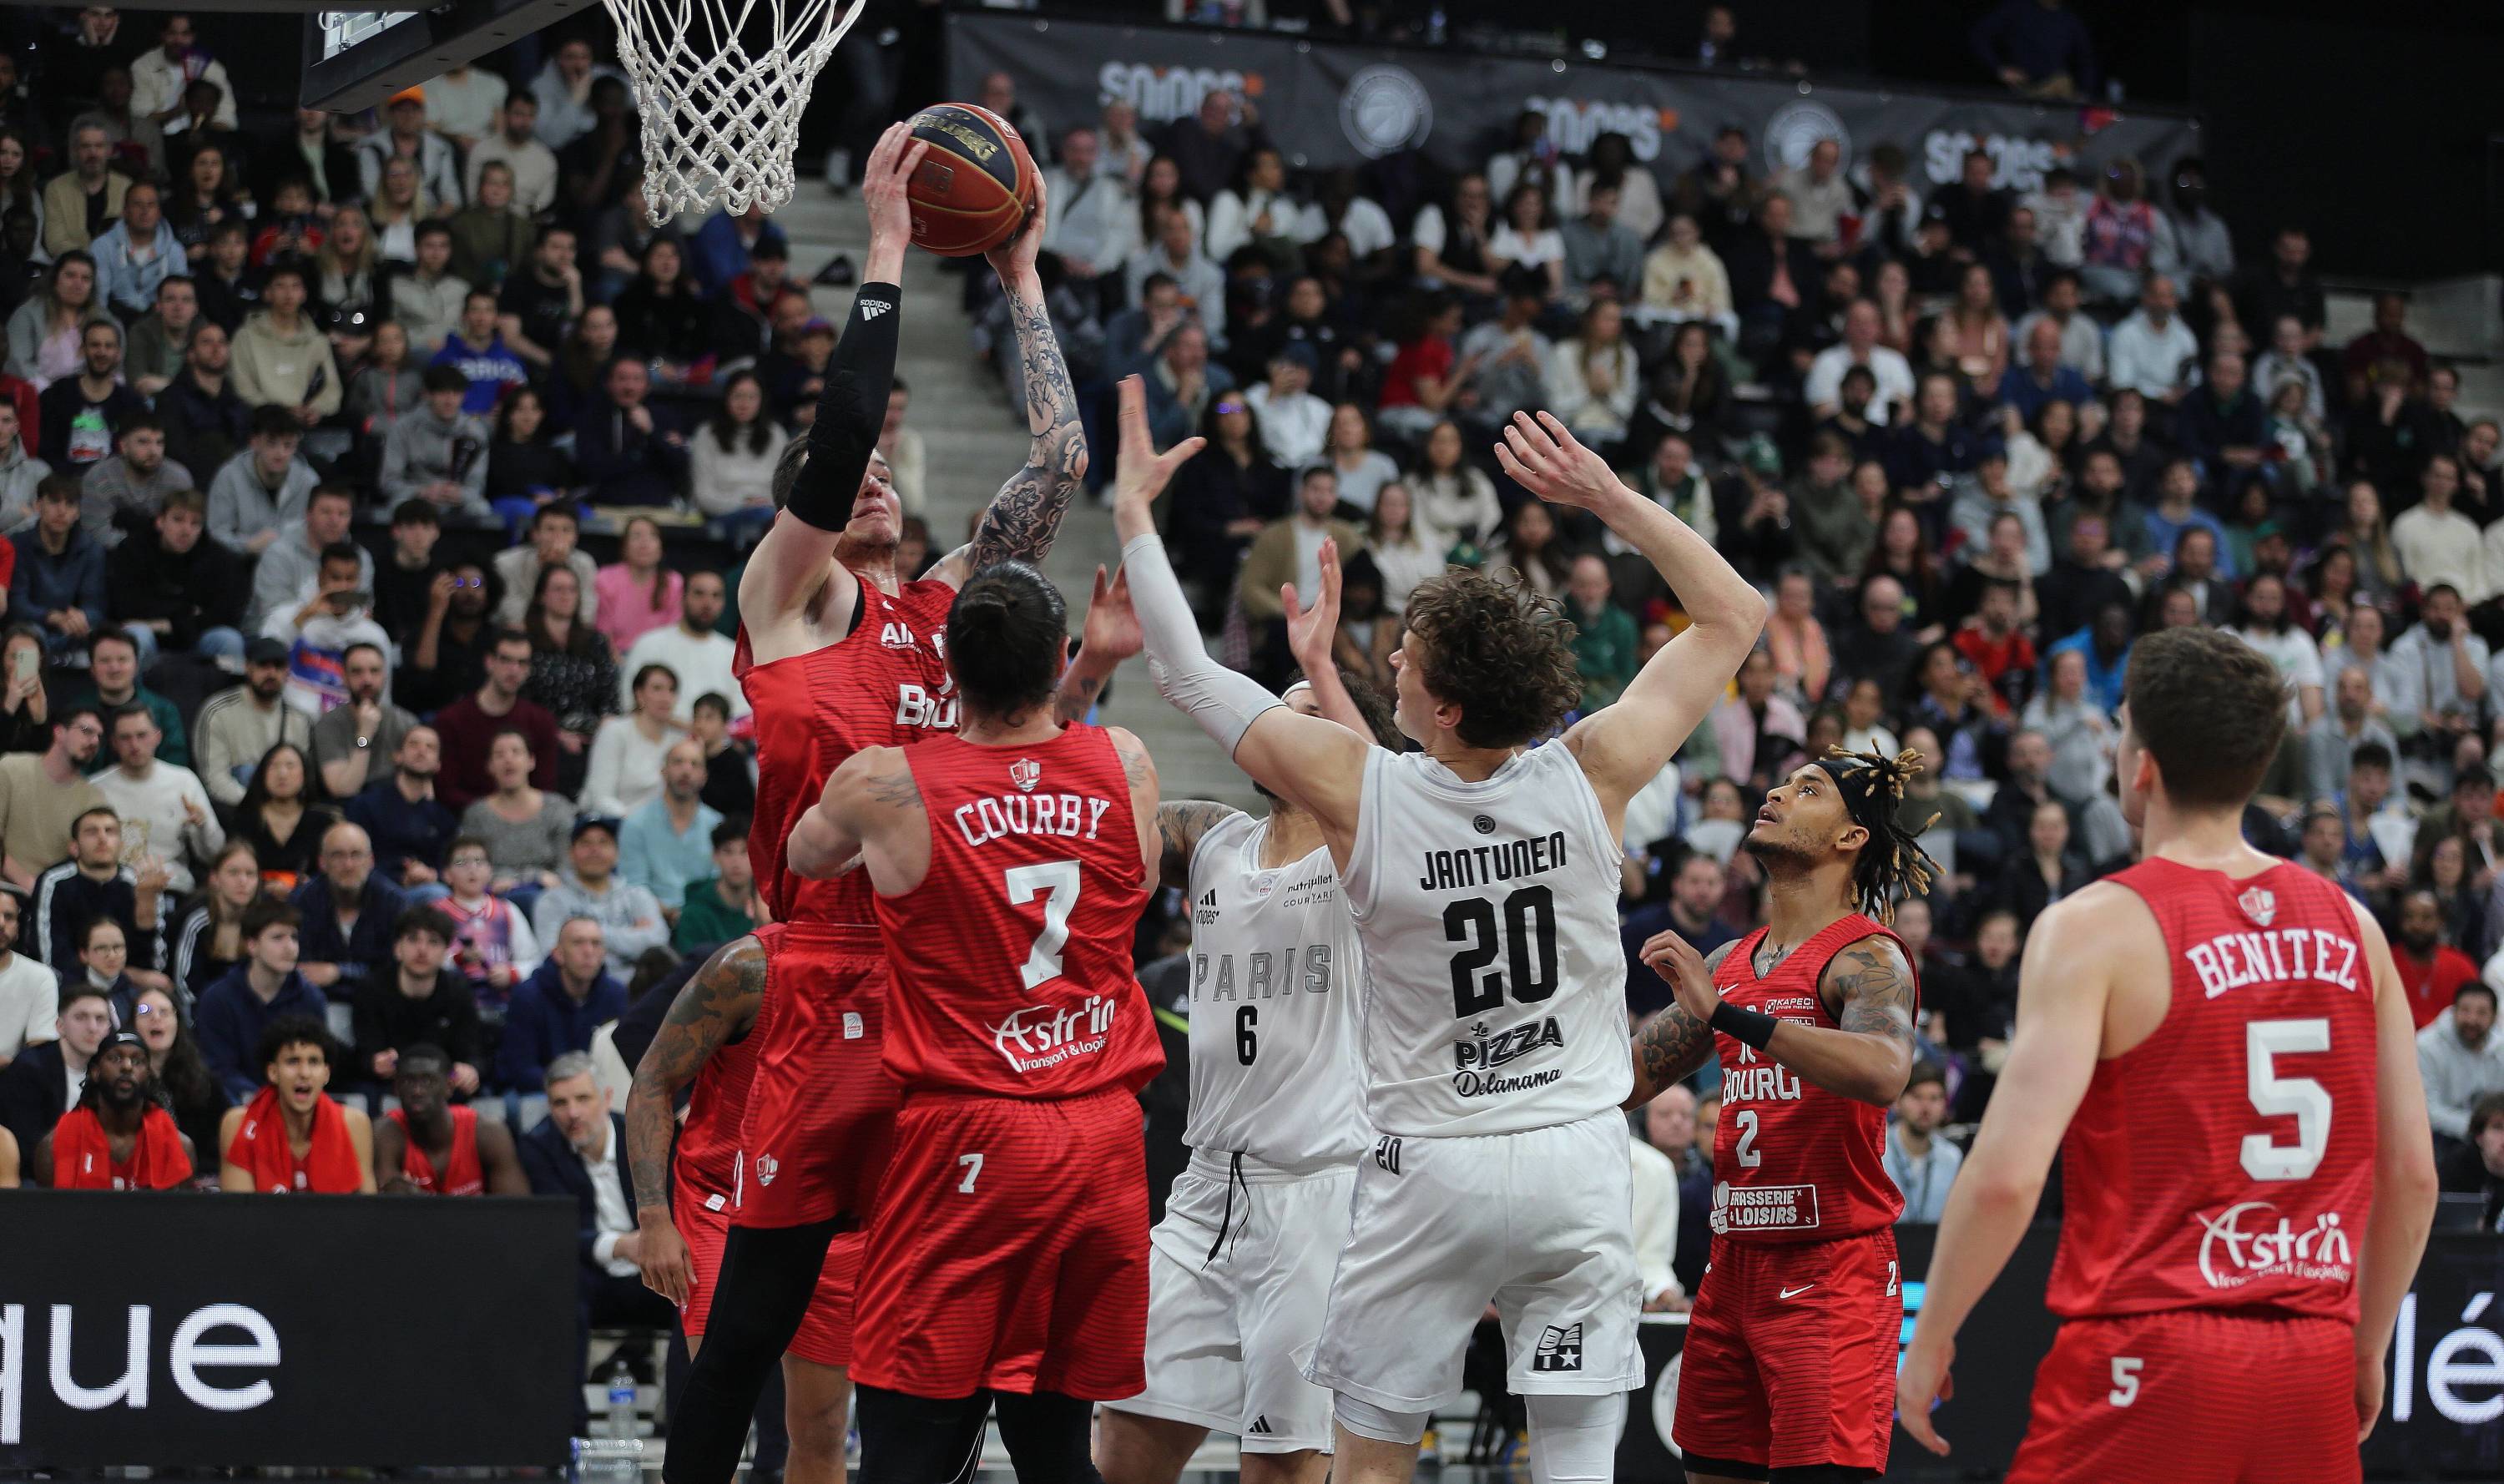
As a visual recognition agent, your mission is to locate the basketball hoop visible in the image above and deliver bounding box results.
[602,0,868,223]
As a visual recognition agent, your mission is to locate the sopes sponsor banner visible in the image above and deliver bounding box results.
[0,1193,574,1467]
[950,13,2199,199]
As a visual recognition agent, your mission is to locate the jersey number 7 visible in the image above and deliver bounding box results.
[1005,861,1082,990]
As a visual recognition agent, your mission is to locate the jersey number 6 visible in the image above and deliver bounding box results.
[1446,885,1561,1017]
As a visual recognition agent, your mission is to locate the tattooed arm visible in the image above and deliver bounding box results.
[627,936,765,1303]
[931,176,1086,586]
[1058,565,1141,726]
[788,746,919,881]
[1156,800,1244,891]
[1764,934,1920,1105]
[1625,941,1735,1107]
[1111,725,1164,881]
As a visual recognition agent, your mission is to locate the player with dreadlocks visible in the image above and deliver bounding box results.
[1623,743,1934,1484]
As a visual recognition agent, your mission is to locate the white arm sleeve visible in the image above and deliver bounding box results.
[1121,533,1285,756]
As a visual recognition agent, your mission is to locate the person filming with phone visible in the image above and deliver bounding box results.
[261,543,393,717]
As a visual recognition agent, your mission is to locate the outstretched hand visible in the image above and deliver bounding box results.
[1493,411,1623,510]
[861,122,929,260]
[985,169,1050,281]
[1285,536,1343,675]
[1112,374,1204,533]
[1081,563,1143,664]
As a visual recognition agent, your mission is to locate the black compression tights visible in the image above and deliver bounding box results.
[856,1384,1100,1484]
[661,1218,841,1484]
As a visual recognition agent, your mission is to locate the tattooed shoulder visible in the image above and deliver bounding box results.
[865,763,922,811]
[1827,935,1917,1046]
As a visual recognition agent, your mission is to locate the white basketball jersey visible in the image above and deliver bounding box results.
[1182,810,1371,1169]
[1341,743,1633,1137]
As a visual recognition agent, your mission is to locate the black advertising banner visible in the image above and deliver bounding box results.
[0,1193,576,1468]
[950,13,2201,202]
[1613,1225,2499,1479]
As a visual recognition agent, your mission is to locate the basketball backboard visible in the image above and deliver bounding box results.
[298,1,600,113]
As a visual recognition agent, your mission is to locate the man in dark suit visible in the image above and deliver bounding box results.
[0,983,114,1158]
[518,1051,674,1431]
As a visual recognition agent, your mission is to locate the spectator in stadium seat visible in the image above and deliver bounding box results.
[2104,274,2198,406]
[618,572,740,724]
[1999,317,2094,428]
[1950,455,2051,578]
[1830,573,1920,701]
[2391,454,2486,603]
[2340,290,2429,406]
[379,365,490,519]
[28,802,158,979]
[1244,344,1330,469]
[1560,181,1645,308]
[260,543,391,717]
[346,728,456,894]
[2421,980,2504,1153]
[193,898,324,1102]
[82,411,185,542]
[1805,300,1916,427]
[89,696,215,892]
[709,243,798,365]
[358,86,462,210]
[689,201,785,299]
[0,976,112,1154]
[497,226,583,375]
[0,402,45,526]
[1709,649,1807,796]
[229,265,341,427]
[1995,796,2090,934]
[170,840,259,1008]
[522,1050,672,1431]
[133,15,236,132]
[1881,1063,1961,1223]
[2440,1093,2504,1231]
[618,739,719,912]
[189,220,260,335]
[1638,211,1733,327]
[528,38,618,152]
[39,126,131,260]
[1125,209,1226,348]
[436,835,541,1010]
[490,504,596,628]
[290,820,406,996]
[217,1014,372,1193]
[8,254,113,396]
[435,631,562,811]
[10,476,108,658]
[207,406,314,561]
[689,694,753,823]
[1141,320,1234,453]
[88,180,184,322]
[583,664,682,820]
[498,919,624,1092]
[1544,300,1639,456]
[389,226,469,357]
[446,163,535,294]
[351,906,482,1095]
[1761,567,1831,706]
[532,820,667,980]
[467,90,558,215]
[154,316,245,475]
[37,320,143,470]
[575,358,688,507]
[672,817,755,953]
[592,517,680,659]
[1039,127,1135,291]
[612,238,712,382]
[688,372,788,529]
[0,892,54,1063]
[2010,270,2103,386]
[248,482,366,634]
[558,78,644,226]
[1158,88,1255,208]
[196,643,315,810]
[2140,460,2233,589]
[433,288,531,412]
[1619,854,1739,1014]
[2178,349,2266,481]
[2022,647,2115,805]
[309,642,414,800]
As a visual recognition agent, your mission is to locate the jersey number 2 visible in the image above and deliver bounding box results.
[2241,1017,2331,1182]
[1446,885,1560,1017]
[1005,861,1082,990]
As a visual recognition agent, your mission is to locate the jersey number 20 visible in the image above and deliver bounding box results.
[1446,885,1560,1017]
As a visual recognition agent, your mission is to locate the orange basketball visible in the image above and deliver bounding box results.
[904,103,1037,257]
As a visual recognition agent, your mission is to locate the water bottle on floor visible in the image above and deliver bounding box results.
[571,1355,645,1482]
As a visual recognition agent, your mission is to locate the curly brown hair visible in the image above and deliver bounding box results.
[1401,570,1583,749]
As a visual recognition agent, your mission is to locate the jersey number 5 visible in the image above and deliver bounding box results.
[1446,885,1560,1017]
[2241,1017,2331,1182]
[1005,861,1082,990]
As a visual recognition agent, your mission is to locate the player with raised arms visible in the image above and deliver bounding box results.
[661,118,1082,1484]
[784,560,1162,1483]
[1112,375,1766,1484]
[1090,543,1406,1484]
[1620,743,1936,1482]
[1897,626,2440,1480]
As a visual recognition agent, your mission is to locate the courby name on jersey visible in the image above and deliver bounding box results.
[951,786,1116,849]
[2183,925,2361,999]
[1417,830,1570,891]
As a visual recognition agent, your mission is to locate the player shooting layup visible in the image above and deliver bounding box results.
[659,120,1086,1484]
[1898,628,2439,1481]
[1113,379,1766,1484]
[1621,747,1935,1483]
[1091,552,1406,1484]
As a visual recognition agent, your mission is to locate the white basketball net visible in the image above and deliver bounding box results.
[602,0,868,223]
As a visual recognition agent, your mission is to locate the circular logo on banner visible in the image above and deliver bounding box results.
[1340,64,1434,159]
[1763,98,1850,174]
[1649,1351,1684,1455]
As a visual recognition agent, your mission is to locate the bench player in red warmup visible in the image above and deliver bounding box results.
[1898,626,2441,1481]
[660,114,1086,1484]
[1623,745,1935,1483]
[786,560,1163,1482]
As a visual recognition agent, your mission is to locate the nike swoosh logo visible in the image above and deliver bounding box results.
[1778,1285,1815,1300]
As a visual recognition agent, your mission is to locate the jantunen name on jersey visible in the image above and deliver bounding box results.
[1417,830,1572,891]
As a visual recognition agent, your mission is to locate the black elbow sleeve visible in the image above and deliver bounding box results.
[782,281,901,533]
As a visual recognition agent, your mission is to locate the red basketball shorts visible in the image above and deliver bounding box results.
[850,1085,1150,1401]
[676,1167,865,1368]
[2007,1309,2360,1483]
[734,922,901,1229]
[1672,1227,1900,1476]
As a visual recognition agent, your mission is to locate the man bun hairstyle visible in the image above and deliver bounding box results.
[1400,571,1583,749]
[946,562,1068,720]
[2123,626,2287,810]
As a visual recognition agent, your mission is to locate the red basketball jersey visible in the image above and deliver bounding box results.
[872,726,1160,1099]
[386,1105,485,1195]
[1709,915,1913,1244]
[674,926,776,1197]
[738,576,960,925]
[2045,857,2379,1324]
